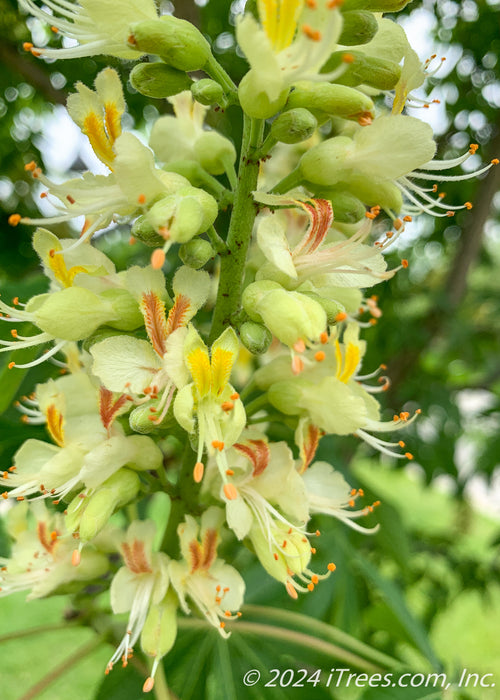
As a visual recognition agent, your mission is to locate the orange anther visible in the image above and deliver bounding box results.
[226,469,234,476]
[315,529,321,537]
[342,52,354,63]
[223,483,238,500]
[23,42,34,51]
[398,440,406,448]
[286,581,299,599]
[302,24,321,41]
[292,356,304,374]
[306,0,317,6]
[327,562,337,572]
[393,218,403,230]
[137,193,146,205]
[12,297,19,305]
[358,489,364,497]
[1,493,8,499]
[8,214,21,226]
[221,400,234,412]
[11,329,18,338]
[16,496,24,501]
[310,547,316,554]
[273,553,279,560]
[464,202,473,210]
[143,677,155,693]
[307,583,315,591]
[469,143,479,154]
[446,211,455,217]
[405,452,414,460]
[230,392,240,400]
[334,311,347,322]
[401,259,409,268]
[491,158,499,165]
[66,194,75,204]
[403,215,412,222]
[8,362,15,369]
[373,500,381,507]
[320,331,328,344]
[193,461,204,483]
[314,351,326,362]
[311,575,319,584]
[24,161,37,172]
[151,248,166,269]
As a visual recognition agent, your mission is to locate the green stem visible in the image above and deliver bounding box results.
[253,132,278,161]
[209,116,264,341]
[270,167,303,195]
[207,225,228,255]
[204,54,238,100]
[245,393,270,417]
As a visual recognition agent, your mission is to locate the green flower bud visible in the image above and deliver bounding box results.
[338,11,378,45]
[131,215,165,248]
[82,326,131,353]
[242,280,281,322]
[194,131,237,176]
[141,589,178,660]
[239,321,273,355]
[342,0,414,11]
[66,469,140,542]
[128,16,211,71]
[33,287,117,341]
[287,81,374,123]
[147,187,218,243]
[299,136,353,186]
[100,289,143,331]
[238,69,289,119]
[129,399,176,434]
[309,186,366,223]
[300,292,346,324]
[322,52,401,91]
[243,282,327,347]
[341,174,403,211]
[268,382,303,416]
[179,238,215,269]
[191,79,225,106]
[270,108,317,144]
[129,62,193,99]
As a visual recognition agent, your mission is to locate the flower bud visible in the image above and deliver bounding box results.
[243,282,327,347]
[338,10,379,46]
[249,521,311,584]
[342,174,403,211]
[342,0,414,10]
[130,62,193,99]
[129,400,176,434]
[128,16,211,71]
[141,589,178,660]
[308,186,366,223]
[241,280,281,322]
[147,187,218,243]
[270,109,317,144]
[300,292,346,324]
[100,289,143,331]
[238,69,289,119]
[82,326,128,353]
[191,79,225,106]
[267,382,304,415]
[322,52,401,91]
[66,469,141,542]
[299,136,353,187]
[286,82,374,122]
[194,131,237,176]
[33,287,117,340]
[239,321,273,355]
[179,238,215,269]
[131,215,165,248]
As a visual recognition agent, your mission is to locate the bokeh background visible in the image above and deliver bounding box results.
[0,0,499,698]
